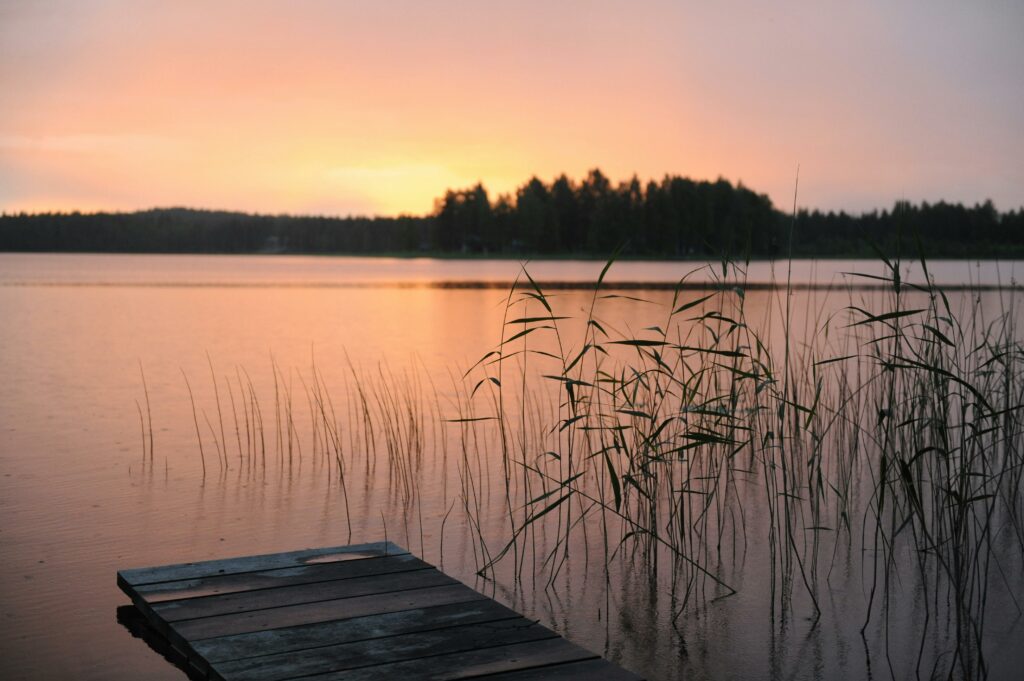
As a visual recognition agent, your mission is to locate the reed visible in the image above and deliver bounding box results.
[457,253,1024,679]
[181,369,206,477]
[138,361,154,463]
[158,253,1023,680]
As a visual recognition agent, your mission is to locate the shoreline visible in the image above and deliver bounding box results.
[2,249,1023,263]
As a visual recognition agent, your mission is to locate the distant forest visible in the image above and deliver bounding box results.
[2,169,1023,258]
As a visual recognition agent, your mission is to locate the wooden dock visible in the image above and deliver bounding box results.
[118,541,643,680]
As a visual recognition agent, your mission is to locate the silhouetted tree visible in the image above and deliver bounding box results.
[2,173,1020,258]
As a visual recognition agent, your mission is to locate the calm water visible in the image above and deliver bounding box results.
[1,253,1022,680]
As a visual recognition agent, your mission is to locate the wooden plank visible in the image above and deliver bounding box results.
[192,599,522,662]
[171,583,487,640]
[119,541,407,586]
[478,658,644,680]
[213,618,558,681]
[278,638,598,681]
[155,568,454,621]
[118,543,644,680]
[134,553,430,603]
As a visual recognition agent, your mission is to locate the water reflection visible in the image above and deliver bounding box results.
[117,606,203,681]
[1,254,1023,680]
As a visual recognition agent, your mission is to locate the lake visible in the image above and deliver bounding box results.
[1,253,1022,680]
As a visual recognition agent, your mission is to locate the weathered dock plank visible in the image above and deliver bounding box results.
[135,553,431,603]
[118,542,643,680]
[213,619,558,681]
[192,599,523,662]
[278,638,599,681]
[173,583,487,640]
[154,568,456,621]
[119,541,406,585]
[481,659,648,680]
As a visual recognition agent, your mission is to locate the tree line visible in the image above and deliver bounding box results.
[2,169,1022,258]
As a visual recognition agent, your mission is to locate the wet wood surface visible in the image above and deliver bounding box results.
[118,541,643,680]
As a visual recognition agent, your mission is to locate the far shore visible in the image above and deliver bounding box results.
[4,249,1024,262]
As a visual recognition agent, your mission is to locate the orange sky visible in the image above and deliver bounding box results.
[2,1,1022,216]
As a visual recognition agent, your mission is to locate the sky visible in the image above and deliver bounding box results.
[1,0,1022,216]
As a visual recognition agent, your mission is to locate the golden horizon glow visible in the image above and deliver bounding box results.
[2,1,1022,217]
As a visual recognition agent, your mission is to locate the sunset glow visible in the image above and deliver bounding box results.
[2,1,1022,216]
